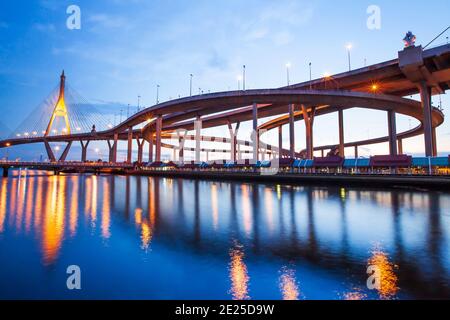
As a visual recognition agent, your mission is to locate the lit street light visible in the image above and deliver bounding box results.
[346,43,353,71]
[156,85,160,104]
[242,65,246,90]
[286,63,291,86]
[309,62,312,89]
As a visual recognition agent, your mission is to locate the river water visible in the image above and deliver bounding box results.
[0,170,449,299]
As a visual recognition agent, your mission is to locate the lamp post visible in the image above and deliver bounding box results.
[156,85,160,104]
[286,63,291,86]
[346,44,353,71]
[242,65,246,90]
[137,95,141,113]
[309,62,312,89]
[190,74,193,96]
[5,143,10,160]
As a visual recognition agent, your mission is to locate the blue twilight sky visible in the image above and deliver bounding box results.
[0,0,449,160]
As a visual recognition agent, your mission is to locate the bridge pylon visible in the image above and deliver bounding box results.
[44,70,71,136]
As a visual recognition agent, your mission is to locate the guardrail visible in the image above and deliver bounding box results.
[0,160,134,168]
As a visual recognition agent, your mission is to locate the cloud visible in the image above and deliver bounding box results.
[242,0,314,46]
[88,14,132,30]
[32,23,56,32]
[273,31,295,46]
[38,0,64,11]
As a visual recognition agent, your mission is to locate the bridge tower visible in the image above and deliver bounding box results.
[45,71,71,136]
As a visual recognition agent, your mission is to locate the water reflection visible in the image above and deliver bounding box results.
[279,266,300,300]
[229,243,250,300]
[342,289,367,300]
[0,172,449,299]
[367,246,399,300]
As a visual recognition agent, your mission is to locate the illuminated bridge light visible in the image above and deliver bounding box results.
[371,83,380,92]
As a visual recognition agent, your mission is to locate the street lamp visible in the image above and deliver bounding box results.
[5,143,10,160]
[346,43,353,71]
[242,65,246,90]
[190,74,193,96]
[286,63,291,86]
[156,85,160,104]
[137,95,141,113]
[309,62,312,89]
[237,75,243,90]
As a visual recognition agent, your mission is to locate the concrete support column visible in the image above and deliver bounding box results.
[418,82,434,157]
[228,121,240,162]
[178,137,184,163]
[112,133,118,163]
[195,116,202,163]
[278,126,283,158]
[155,115,162,162]
[432,128,437,157]
[127,127,133,163]
[107,140,114,163]
[80,140,90,162]
[252,103,259,162]
[398,139,403,155]
[387,110,398,156]
[137,138,144,164]
[354,146,358,158]
[44,141,56,162]
[59,142,72,162]
[301,105,315,160]
[206,151,209,162]
[289,104,295,159]
[237,143,242,161]
[338,109,345,157]
[148,132,153,163]
[176,129,187,164]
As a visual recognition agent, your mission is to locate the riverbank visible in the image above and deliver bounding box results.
[125,170,450,190]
